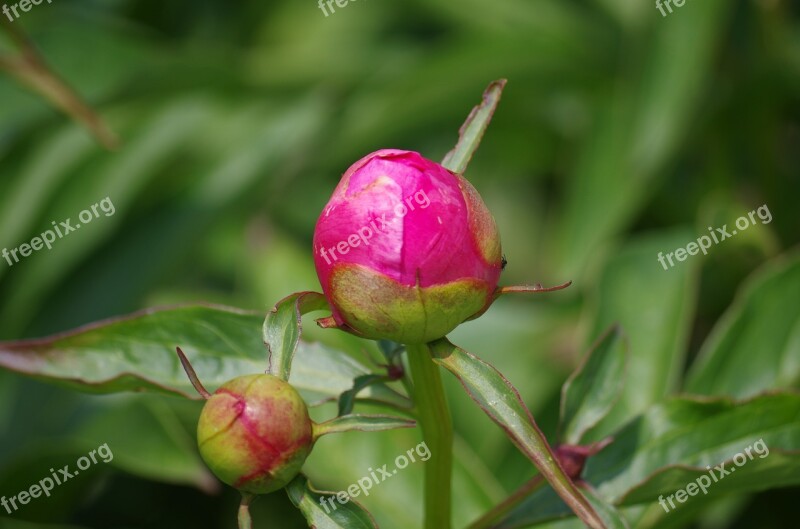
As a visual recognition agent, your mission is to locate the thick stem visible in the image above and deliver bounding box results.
[406,343,453,529]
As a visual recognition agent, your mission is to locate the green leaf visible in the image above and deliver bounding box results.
[263,291,330,381]
[314,414,416,438]
[490,485,632,529]
[286,474,378,529]
[553,0,732,279]
[560,325,628,445]
[490,392,800,528]
[584,230,698,440]
[75,395,217,493]
[428,338,607,529]
[339,375,390,416]
[686,252,800,397]
[0,304,409,410]
[0,97,217,336]
[583,487,630,529]
[441,79,506,174]
[588,392,800,504]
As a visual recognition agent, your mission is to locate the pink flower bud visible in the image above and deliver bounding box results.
[197,374,313,494]
[314,149,502,344]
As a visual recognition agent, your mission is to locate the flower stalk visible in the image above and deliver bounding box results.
[406,343,453,529]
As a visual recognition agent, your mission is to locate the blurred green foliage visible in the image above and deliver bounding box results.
[0,0,798,528]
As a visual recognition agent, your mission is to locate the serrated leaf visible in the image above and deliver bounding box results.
[686,252,800,397]
[560,325,628,444]
[286,474,378,529]
[314,414,416,438]
[264,291,330,381]
[0,304,409,411]
[428,338,607,529]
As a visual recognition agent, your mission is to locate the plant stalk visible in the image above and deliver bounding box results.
[238,493,254,529]
[406,343,453,529]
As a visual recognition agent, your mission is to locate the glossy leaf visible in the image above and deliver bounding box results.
[686,252,800,397]
[263,291,330,381]
[286,474,378,529]
[428,338,607,529]
[314,414,416,438]
[560,325,628,444]
[0,304,409,410]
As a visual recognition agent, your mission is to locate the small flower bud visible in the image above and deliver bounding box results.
[197,374,314,494]
[314,149,502,344]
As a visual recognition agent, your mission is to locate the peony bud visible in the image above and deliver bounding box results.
[197,374,314,494]
[314,149,502,344]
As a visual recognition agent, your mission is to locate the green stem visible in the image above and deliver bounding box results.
[406,343,453,529]
[238,493,254,529]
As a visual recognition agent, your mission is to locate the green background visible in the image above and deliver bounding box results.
[0,0,798,528]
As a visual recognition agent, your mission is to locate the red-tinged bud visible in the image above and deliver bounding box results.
[314,149,502,344]
[197,374,313,494]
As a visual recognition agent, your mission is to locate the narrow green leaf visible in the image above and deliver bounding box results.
[314,414,416,438]
[560,325,628,444]
[428,338,607,529]
[0,304,409,410]
[441,79,506,174]
[286,474,378,529]
[686,252,800,397]
[264,291,330,381]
